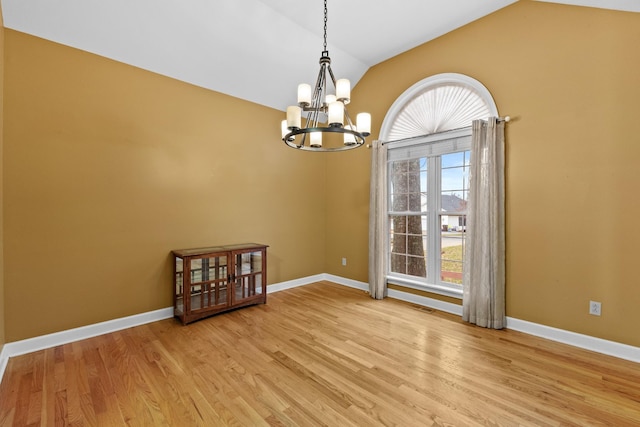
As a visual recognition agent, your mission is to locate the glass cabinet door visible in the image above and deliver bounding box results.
[175,256,185,314]
[188,254,229,312]
[233,250,264,304]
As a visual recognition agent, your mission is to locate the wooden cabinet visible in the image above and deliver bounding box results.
[172,243,268,324]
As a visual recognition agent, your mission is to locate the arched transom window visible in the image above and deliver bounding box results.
[381,73,498,141]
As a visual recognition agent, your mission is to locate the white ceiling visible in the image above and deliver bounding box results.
[1,0,638,112]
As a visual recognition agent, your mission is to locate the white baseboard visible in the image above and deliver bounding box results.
[266,274,369,293]
[0,345,9,384]
[265,274,326,293]
[321,276,639,363]
[1,275,637,383]
[0,307,174,381]
[505,317,640,363]
[322,274,370,291]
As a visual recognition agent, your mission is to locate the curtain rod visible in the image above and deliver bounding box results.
[370,116,511,148]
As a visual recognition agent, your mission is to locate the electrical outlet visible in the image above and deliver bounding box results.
[341,257,347,266]
[589,301,601,316]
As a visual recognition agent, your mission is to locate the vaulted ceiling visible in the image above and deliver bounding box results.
[2,0,638,111]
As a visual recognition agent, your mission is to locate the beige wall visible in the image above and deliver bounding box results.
[0,9,5,352]
[3,30,327,341]
[325,1,640,347]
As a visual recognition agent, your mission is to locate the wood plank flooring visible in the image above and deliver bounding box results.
[1,281,639,426]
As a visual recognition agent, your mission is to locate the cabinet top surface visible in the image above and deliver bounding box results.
[172,243,268,258]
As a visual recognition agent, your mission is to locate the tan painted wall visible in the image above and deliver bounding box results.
[0,9,5,351]
[3,30,327,341]
[325,1,640,347]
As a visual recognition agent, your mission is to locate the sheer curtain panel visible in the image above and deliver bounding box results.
[462,118,506,329]
[369,140,388,299]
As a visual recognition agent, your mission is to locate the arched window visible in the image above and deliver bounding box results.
[380,73,498,298]
[381,73,497,141]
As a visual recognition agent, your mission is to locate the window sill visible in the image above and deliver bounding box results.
[386,275,463,300]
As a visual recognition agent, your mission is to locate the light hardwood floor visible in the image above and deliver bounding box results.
[1,281,639,426]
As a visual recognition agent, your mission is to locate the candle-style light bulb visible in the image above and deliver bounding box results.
[287,106,302,129]
[357,112,371,136]
[297,84,311,106]
[325,94,336,106]
[336,79,350,103]
[310,132,322,148]
[328,101,344,126]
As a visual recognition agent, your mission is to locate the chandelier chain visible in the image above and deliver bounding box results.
[323,0,328,52]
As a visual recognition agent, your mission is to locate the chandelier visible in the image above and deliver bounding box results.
[281,0,371,151]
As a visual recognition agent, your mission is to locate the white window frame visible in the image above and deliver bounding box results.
[386,128,471,298]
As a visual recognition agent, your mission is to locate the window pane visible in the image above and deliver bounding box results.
[407,255,427,278]
[407,235,425,257]
[441,168,466,192]
[408,172,423,211]
[442,151,465,168]
[390,254,407,275]
[441,214,466,284]
[389,215,427,278]
[393,161,409,174]
[442,164,469,192]
[441,150,470,216]
[389,171,406,196]
[408,159,420,173]
[441,192,467,214]
[440,152,469,285]
[390,192,408,212]
[389,161,408,212]
[389,159,427,212]
[390,215,407,234]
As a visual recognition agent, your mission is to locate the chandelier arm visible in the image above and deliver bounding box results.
[343,107,356,129]
[326,64,337,87]
[311,63,328,124]
[320,61,328,110]
[303,61,329,130]
[312,63,325,108]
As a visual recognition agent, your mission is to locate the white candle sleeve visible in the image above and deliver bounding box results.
[310,132,322,147]
[336,79,350,102]
[328,101,344,126]
[286,106,302,129]
[297,84,311,105]
[357,112,371,135]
